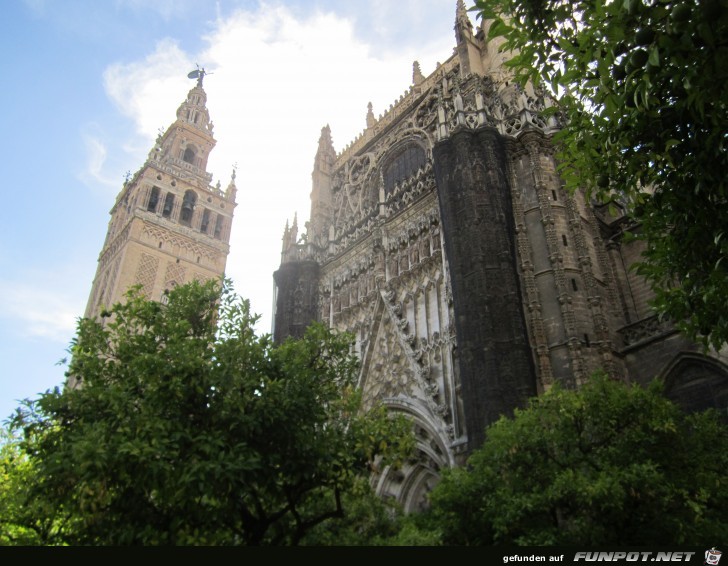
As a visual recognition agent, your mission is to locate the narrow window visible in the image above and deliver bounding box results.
[147,186,160,212]
[551,190,558,201]
[180,190,197,226]
[584,333,591,347]
[562,234,568,247]
[183,147,196,164]
[200,208,210,234]
[162,193,175,218]
[571,278,578,291]
[214,215,224,239]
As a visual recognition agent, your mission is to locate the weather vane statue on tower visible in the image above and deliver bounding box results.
[187,64,207,87]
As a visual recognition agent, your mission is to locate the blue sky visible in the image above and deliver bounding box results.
[0,0,462,421]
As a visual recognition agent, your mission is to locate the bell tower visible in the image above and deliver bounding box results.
[85,70,237,318]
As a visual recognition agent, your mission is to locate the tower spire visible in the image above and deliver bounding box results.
[455,0,470,30]
[84,74,236,323]
[454,0,485,76]
[176,76,213,135]
[308,125,336,248]
[366,102,376,128]
[146,71,217,187]
[225,165,238,202]
[413,61,425,86]
[316,125,335,158]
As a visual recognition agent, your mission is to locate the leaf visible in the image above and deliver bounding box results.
[648,45,660,67]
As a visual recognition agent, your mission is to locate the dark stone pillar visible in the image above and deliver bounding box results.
[272,260,320,343]
[433,127,537,450]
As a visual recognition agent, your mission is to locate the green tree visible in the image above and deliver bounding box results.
[0,428,68,545]
[474,0,728,349]
[297,478,407,546]
[298,478,443,546]
[9,279,413,546]
[428,373,728,545]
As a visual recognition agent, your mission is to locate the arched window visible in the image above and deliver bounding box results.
[382,143,427,195]
[162,193,175,218]
[200,208,210,234]
[147,186,160,212]
[180,190,197,226]
[183,146,196,165]
[663,355,728,415]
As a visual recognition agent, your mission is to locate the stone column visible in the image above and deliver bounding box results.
[433,127,537,451]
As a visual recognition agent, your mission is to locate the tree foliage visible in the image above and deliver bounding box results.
[428,373,728,545]
[293,477,434,546]
[474,0,728,349]
[8,279,413,545]
[0,429,69,545]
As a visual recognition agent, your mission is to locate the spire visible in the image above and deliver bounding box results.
[176,80,213,135]
[147,70,217,184]
[366,102,376,128]
[280,215,300,261]
[84,67,235,325]
[412,61,425,86]
[313,125,336,178]
[225,165,238,202]
[454,0,485,77]
[455,0,471,32]
[291,212,298,242]
[316,125,335,160]
[281,219,291,258]
[309,125,336,249]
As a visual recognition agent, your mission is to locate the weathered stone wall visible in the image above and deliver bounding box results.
[433,127,537,449]
[273,261,320,342]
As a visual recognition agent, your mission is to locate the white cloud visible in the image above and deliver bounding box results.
[103,38,194,141]
[98,2,455,333]
[0,281,83,345]
[80,131,116,189]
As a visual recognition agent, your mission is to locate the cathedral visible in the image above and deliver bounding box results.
[271,2,728,510]
[83,2,727,514]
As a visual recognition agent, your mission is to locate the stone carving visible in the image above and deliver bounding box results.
[135,253,160,298]
[143,223,221,265]
[619,315,674,347]
[164,261,186,289]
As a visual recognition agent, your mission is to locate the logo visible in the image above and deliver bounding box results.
[706,549,722,566]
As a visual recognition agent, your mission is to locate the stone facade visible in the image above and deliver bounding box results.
[272,1,728,511]
[85,74,236,320]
